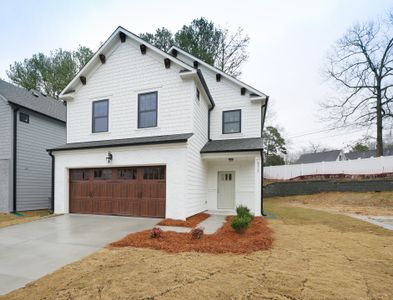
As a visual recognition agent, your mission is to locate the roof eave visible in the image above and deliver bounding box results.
[168,45,268,99]
[60,26,195,97]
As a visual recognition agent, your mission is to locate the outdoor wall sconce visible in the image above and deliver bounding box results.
[228,158,234,162]
[106,152,113,163]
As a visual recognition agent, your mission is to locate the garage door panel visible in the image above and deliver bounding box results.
[69,166,165,217]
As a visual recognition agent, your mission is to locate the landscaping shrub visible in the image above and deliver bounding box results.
[150,227,162,238]
[231,215,251,233]
[236,205,254,220]
[190,227,204,240]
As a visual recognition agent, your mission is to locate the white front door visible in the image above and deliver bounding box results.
[217,171,235,209]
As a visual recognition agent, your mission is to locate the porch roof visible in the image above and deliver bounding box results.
[200,138,263,153]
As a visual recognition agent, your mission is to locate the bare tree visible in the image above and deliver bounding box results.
[214,28,250,77]
[324,13,393,156]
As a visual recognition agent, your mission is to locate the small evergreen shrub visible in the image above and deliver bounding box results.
[190,227,204,240]
[150,227,162,238]
[236,205,253,219]
[231,215,251,233]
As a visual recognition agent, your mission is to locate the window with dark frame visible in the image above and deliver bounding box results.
[19,112,29,123]
[222,109,241,134]
[92,100,108,133]
[196,88,200,100]
[143,167,165,180]
[138,92,157,128]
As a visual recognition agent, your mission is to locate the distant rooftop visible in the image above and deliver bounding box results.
[296,150,342,164]
[346,149,393,160]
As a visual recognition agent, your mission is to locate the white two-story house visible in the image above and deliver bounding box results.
[50,26,269,220]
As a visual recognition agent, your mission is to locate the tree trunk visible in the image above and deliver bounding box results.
[376,86,383,157]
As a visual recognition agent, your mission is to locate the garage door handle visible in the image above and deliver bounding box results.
[138,192,142,198]
[89,192,93,197]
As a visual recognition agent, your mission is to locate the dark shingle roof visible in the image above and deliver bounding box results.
[200,138,263,153]
[296,150,342,164]
[50,133,193,151]
[0,79,66,122]
[346,149,393,160]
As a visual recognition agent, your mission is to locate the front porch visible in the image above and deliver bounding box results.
[201,151,262,216]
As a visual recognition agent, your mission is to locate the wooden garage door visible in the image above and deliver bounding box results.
[69,166,166,217]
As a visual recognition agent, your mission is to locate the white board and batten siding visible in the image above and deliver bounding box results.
[264,156,393,180]
[66,39,194,144]
[175,52,262,140]
[185,81,210,217]
[16,109,66,211]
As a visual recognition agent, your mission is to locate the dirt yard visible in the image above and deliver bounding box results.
[277,191,393,216]
[3,194,393,300]
[0,210,51,229]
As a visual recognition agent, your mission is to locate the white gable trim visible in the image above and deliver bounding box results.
[60,26,194,98]
[168,46,268,99]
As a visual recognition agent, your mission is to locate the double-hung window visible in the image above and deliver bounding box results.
[222,109,241,134]
[92,100,108,133]
[138,92,157,128]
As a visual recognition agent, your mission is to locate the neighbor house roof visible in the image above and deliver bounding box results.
[346,149,393,160]
[49,133,193,152]
[296,150,342,164]
[200,138,263,153]
[0,79,66,122]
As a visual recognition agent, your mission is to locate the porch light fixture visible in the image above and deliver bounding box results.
[106,152,113,163]
[228,158,234,162]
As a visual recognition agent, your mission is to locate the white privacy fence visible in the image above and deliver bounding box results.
[264,156,393,180]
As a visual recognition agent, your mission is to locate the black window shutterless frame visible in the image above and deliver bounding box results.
[222,109,241,134]
[138,91,158,128]
[92,99,109,133]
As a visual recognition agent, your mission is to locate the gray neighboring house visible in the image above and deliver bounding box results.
[296,150,346,164]
[0,79,66,212]
[346,149,393,160]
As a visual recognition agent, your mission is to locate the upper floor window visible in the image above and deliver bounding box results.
[222,109,241,134]
[92,100,108,133]
[138,92,157,128]
[19,112,30,123]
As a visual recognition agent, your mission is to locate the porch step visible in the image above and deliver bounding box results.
[198,214,227,234]
[206,209,236,216]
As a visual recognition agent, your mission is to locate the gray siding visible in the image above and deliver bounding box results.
[16,109,66,211]
[0,99,12,212]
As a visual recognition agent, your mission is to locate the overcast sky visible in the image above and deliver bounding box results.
[1,0,392,154]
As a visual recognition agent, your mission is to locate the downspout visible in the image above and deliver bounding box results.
[48,150,55,213]
[12,105,19,212]
[260,96,269,216]
[208,106,214,141]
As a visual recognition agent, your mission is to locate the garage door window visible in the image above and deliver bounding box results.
[144,167,165,180]
[71,170,90,181]
[117,168,137,180]
[94,169,112,180]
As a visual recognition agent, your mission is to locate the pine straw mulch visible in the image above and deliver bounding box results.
[110,216,274,254]
[157,212,210,227]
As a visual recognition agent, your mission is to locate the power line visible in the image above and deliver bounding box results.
[287,122,368,139]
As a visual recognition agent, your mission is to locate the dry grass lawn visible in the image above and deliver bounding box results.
[0,210,51,229]
[277,191,393,215]
[2,194,393,300]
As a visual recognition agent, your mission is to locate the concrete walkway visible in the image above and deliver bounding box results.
[349,214,393,231]
[0,214,159,295]
[158,214,226,234]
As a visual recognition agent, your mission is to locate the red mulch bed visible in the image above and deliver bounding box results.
[110,217,273,254]
[157,212,210,228]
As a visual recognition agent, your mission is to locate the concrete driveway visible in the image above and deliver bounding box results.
[0,214,159,295]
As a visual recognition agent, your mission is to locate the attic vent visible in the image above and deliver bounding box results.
[32,91,39,97]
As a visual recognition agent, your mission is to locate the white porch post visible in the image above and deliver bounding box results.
[254,155,262,216]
